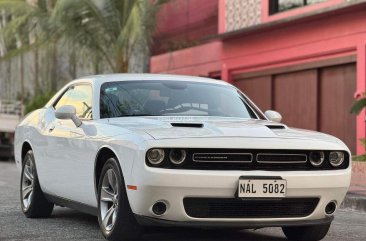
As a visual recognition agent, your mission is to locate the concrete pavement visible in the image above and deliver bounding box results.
[348,161,366,195]
[340,161,366,212]
[0,161,365,241]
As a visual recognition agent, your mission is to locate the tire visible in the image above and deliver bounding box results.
[20,150,54,218]
[97,157,142,241]
[282,223,331,241]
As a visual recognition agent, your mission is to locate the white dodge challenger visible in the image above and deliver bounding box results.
[14,74,351,241]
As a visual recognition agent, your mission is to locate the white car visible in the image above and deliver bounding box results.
[14,74,351,241]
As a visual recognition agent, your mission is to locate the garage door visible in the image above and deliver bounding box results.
[235,63,356,153]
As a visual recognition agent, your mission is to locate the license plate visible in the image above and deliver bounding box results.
[238,178,287,198]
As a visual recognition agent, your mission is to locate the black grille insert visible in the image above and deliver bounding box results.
[183,197,319,218]
[257,154,307,163]
[193,153,252,163]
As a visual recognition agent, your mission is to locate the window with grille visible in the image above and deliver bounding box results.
[269,0,327,15]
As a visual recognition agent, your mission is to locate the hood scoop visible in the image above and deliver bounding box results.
[265,124,286,130]
[171,123,204,128]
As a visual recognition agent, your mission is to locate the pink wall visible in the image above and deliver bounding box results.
[151,2,366,154]
[151,41,222,76]
[153,0,218,54]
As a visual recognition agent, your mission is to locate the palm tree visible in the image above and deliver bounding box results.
[127,0,167,73]
[0,0,60,93]
[51,0,167,73]
[0,0,168,109]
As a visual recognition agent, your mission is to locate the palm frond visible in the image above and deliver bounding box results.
[350,97,366,114]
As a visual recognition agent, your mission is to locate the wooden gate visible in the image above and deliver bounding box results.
[235,63,356,153]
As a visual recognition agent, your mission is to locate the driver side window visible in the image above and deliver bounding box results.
[54,85,93,119]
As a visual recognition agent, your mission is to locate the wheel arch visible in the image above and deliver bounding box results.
[21,141,33,164]
[94,145,121,198]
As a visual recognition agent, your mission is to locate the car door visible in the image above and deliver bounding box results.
[43,84,97,206]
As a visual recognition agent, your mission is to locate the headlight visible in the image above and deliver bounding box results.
[329,151,344,167]
[147,149,165,166]
[309,151,325,166]
[169,149,186,165]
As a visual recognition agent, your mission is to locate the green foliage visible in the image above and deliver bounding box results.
[0,0,57,59]
[351,93,366,161]
[0,0,169,87]
[24,91,55,114]
[353,138,366,162]
[50,0,168,72]
[350,95,366,115]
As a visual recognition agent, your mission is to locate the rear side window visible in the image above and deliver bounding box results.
[54,85,93,119]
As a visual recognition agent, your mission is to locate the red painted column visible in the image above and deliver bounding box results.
[356,44,366,155]
[218,0,226,34]
[221,63,232,84]
[261,0,269,22]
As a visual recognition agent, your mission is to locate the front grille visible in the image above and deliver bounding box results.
[145,148,349,171]
[183,197,319,218]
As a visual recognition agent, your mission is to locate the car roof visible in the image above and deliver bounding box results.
[73,73,230,86]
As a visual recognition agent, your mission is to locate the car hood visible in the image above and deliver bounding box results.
[106,116,342,144]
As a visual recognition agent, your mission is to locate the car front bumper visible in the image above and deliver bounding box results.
[127,163,351,226]
[134,215,334,228]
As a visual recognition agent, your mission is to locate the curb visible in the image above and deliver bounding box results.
[340,194,366,212]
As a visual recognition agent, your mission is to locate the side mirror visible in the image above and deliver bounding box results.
[264,110,282,123]
[55,105,82,127]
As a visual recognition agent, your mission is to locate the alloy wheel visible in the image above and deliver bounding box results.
[99,169,119,233]
[21,158,34,211]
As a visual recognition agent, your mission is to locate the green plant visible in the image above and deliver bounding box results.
[24,91,55,114]
[351,94,366,161]
[352,140,366,162]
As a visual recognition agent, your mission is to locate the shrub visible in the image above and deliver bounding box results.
[24,91,56,114]
[351,94,366,162]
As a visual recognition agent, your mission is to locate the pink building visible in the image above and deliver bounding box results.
[151,0,366,154]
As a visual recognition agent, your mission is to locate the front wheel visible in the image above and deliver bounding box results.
[20,150,54,218]
[97,157,141,241]
[282,223,331,241]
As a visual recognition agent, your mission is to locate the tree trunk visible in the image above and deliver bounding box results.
[20,53,24,104]
[115,54,128,73]
[94,54,100,74]
[127,42,150,73]
[50,41,58,91]
[69,47,77,79]
[127,1,153,73]
[34,48,39,92]
[6,59,11,100]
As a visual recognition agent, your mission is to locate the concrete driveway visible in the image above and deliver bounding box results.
[0,161,365,241]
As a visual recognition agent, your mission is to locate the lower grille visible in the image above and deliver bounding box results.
[183,198,319,218]
[257,153,307,163]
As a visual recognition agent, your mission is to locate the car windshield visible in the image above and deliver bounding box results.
[100,80,260,119]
